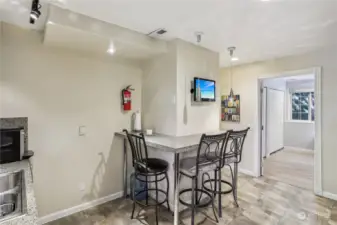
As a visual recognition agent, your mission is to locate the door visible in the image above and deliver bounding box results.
[266,88,285,155]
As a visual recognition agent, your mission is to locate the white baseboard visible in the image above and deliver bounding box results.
[283,146,314,151]
[239,168,257,177]
[322,191,337,201]
[38,191,124,225]
[268,147,285,156]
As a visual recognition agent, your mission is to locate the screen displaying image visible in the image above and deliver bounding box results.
[195,78,215,101]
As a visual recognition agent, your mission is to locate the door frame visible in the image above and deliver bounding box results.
[262,87,285,157]
[257,67,322,195]
[261,87,267,160]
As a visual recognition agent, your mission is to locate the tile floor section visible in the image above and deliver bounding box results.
[46,169,337,225]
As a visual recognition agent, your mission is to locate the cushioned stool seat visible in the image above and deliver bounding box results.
[180,156,219,177]
[137,158,169,173]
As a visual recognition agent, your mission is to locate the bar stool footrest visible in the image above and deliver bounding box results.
[179,188,213,208]
[202,179,233,195]
[134,188,168,207]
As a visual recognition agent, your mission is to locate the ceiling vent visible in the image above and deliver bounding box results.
[147,28,167,38]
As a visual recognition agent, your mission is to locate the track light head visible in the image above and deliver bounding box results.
[30,0,41,24]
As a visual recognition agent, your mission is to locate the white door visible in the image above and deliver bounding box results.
[266,88,284,155]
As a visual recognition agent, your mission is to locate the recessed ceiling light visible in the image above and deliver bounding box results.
[107,47,115,55]
[261,0,270,2]
[231,57,239,61]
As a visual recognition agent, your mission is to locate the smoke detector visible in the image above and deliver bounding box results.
[147,28,167,38]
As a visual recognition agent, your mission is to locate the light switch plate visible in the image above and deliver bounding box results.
[79,126,86,136]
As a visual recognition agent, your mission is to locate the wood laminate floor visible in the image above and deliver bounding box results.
[46,167,337,225]
[263,147,314,191]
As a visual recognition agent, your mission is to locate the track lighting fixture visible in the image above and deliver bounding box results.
[30,0,41,24]
[228,46,236,99]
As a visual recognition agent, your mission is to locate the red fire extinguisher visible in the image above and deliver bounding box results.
[121,85,134,111]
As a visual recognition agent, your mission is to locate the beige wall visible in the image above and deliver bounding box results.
[142,41,178,135]
[142,39,220,136]
[0,24,142,217]
[176,40,220,136]
[220,46,337,195]
[284,122,314,150]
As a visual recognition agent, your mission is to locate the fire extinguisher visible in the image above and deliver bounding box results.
[121,85,134,111]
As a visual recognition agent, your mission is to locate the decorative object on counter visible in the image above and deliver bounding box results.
[131,110,141,132]
[221,94,240,122]
[121,85,134,111]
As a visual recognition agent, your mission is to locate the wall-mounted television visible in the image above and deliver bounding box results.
[194,77,216,102]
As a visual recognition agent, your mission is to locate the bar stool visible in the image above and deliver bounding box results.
[202,128,250,218]
[178,131,230,225]
[123,130,170,225]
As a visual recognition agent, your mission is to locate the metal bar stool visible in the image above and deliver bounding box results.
[178,131,231,225]
[202,128,250,218]
[123,130,170,225]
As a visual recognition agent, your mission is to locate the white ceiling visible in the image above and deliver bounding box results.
[43,7,168,61]
[1,0,337,66]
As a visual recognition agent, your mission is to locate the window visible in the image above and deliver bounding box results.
[291,91,315,121]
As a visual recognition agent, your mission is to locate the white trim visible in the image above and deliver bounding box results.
[257,67,322,195]
[285,120,314,124]
[322,192,337,201]
[261,87,267,159]
[288,90,315,122]
[38,191,124,225]
[313,67,322,196]
[239,168,258,177]
[290,89,314,93]
[283,146,313,152]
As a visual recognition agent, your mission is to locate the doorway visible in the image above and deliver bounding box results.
[258,68,322,194]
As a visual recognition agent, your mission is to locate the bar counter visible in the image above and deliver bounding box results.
[115,130,227,225]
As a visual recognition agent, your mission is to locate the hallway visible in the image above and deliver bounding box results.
[263,147,314,190]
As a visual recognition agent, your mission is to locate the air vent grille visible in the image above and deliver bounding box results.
[147,28,167,37]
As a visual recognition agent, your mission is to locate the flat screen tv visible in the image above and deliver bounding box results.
[194,77,216,102]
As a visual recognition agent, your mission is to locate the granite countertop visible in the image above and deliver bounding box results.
[115,130,227,153]
[0,160,38,225]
